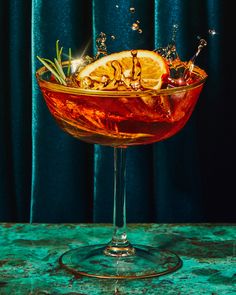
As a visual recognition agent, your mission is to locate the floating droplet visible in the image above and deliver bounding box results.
[173,24,179,29]
[132,20,141,32]
[132,22,139,31]
[171,24,179,43]
[131,20,142,34]
[208,29,217,36]
[129,7,135,13]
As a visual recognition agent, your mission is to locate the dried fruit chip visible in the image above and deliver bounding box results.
[76,50,169,91]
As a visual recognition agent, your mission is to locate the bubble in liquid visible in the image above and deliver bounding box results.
[129,7,135,13]
[138,29,142,34]
[115,4,119,8]
[208,29,217,36]
[111,35,116,40]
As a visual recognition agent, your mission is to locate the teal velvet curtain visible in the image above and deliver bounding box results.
[0,0,235,223]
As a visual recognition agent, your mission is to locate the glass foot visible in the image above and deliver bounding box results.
[59,244,182,279]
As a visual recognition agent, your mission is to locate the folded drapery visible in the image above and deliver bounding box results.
[0,0,234,224]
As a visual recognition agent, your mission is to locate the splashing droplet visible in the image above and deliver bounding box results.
[132,20,142,33]
[132,22,139,31]
[171,24,179,43]
[154,24,179,63]
[208,29,217,36]
[95,32,108,59]
[197,38,208,52]
[130,7,135,13]
[131,50,137,57]
[184,38,207,79]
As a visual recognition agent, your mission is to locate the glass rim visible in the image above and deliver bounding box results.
[36,59,208,97]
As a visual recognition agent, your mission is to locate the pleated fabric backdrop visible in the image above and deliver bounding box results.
[0,0,235,223]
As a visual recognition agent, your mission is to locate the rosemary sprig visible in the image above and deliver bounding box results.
[37,56,66,85]
[37,40,72,86]
[67,48,72,77]
[54,58,66,80]
[56,40,62,65]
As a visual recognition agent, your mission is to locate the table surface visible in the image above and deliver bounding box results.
[0,223,235,295]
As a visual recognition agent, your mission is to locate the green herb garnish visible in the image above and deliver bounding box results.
[67,48,72,77]
[37,40,72,86]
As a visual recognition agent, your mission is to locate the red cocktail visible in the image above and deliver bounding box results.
[37,61,206,147]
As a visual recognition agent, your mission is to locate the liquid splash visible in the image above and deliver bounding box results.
[154,24,180,63]
[153,24,208,87]
[132,20,143,34]
[171,24,179,43]
[74,24,209,89]
[95,32,108,59]
[130,50,141,90]
[184,38,207,79]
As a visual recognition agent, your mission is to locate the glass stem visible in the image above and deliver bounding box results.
[113,147,127,241]
[104,147,135,257]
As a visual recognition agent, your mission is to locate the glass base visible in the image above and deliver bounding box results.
[59,244,182,279]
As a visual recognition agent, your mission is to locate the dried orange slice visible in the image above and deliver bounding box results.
[76,50,169,91]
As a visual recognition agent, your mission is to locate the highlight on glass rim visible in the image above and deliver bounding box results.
[36,20,209,279]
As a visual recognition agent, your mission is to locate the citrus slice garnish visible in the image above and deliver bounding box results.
[76,50,169,91]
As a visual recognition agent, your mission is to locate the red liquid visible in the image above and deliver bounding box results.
[40,80,204,147]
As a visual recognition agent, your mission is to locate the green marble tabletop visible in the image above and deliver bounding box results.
[0,223,235,295]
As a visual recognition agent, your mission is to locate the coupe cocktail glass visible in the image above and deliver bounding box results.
[36,60,207,279]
